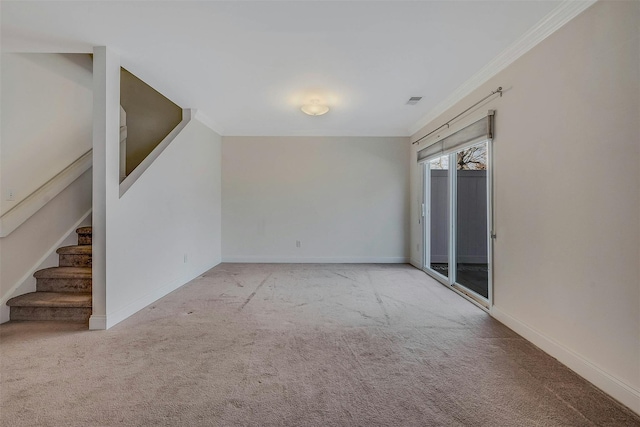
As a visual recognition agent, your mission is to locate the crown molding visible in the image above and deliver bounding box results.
[194,110,225,136]
[408,0,597,136]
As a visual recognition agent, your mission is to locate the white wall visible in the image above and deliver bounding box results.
[222,136,409,262]
[410,1,639,412]
[0,53,93,323]
[105,118,222,328]
[1,53,92,215]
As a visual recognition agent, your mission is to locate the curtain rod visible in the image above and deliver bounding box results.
[411,86,503,145]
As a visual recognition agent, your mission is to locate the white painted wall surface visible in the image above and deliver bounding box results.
[410,1,639,412]
[222,136,410,262]
[1,53,92,215]
[105,119,222,328]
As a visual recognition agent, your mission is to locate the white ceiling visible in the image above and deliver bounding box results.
[2,1,564,136]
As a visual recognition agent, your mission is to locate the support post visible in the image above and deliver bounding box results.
[90,46,120,330]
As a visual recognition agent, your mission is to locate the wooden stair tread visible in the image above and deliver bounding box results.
[76,226,92,234]
[34,266,91,279]
[7,292,91,308]
[56,245,92,255]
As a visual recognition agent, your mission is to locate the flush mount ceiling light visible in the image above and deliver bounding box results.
[301,99,329,116]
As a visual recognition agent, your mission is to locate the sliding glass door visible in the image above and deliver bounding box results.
[423,140,491,306]
[455,142,489,299]
[427,155,449,278]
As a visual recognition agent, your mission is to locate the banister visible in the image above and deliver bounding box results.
[0,149,93,237]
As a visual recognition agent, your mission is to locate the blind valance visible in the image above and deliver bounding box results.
[417,110,494,163]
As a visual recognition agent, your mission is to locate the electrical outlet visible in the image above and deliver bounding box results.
[417,244,420,252]
[183,253,188,263]
[296,240,301,248]
[7,189,15,201]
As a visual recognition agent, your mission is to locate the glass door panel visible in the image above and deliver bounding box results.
[428,156,449,278]
[455,142,489,298]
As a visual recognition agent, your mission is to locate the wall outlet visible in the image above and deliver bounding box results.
[296,240,301,248]
[416,244,420,252]
[6,189,15,201]
[183,253,188,263]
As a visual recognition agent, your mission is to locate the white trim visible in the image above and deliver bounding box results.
[421,162,427,270]
[0,208,92,323]
[492,306,640,415]
[194,110,225,136]
[88,315,107,330]
[408,0,597,136]
[409,259,421,270]
[222,256,409,264]
[0,151,92,237]
[119,109,194,197]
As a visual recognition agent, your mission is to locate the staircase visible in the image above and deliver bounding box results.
[6,226,92,323]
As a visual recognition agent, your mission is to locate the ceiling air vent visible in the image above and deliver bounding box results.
[406,96,422,105]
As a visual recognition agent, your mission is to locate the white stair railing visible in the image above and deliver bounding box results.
[0,150,92,237]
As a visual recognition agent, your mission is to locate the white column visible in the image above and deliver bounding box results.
[90,46,120,330]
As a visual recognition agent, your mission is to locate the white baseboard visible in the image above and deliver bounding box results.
[89,315,106,330]
[102,260,220,330]
[409,258,422,270]
[222,256,409,264]
[491,306,640,415]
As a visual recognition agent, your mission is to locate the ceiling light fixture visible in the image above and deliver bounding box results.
[301,99,329,116]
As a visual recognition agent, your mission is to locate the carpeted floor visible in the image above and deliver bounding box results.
[1,263,638,426]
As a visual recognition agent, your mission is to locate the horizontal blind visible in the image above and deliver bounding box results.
[417,110,494,162]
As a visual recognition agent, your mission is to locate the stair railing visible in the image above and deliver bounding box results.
[0,149,93,237]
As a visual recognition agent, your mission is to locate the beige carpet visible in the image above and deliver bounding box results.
[1,263,638,426]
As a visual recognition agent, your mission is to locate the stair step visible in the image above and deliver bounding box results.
[7,292,91,307]
[76,226,92,246]
[7,292,91,322]
[35,267,91,292]
[35,266,91,279]
[57,245,92,255]
[57,245,92,267]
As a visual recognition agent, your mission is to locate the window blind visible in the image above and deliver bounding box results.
[417,110,494,162]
